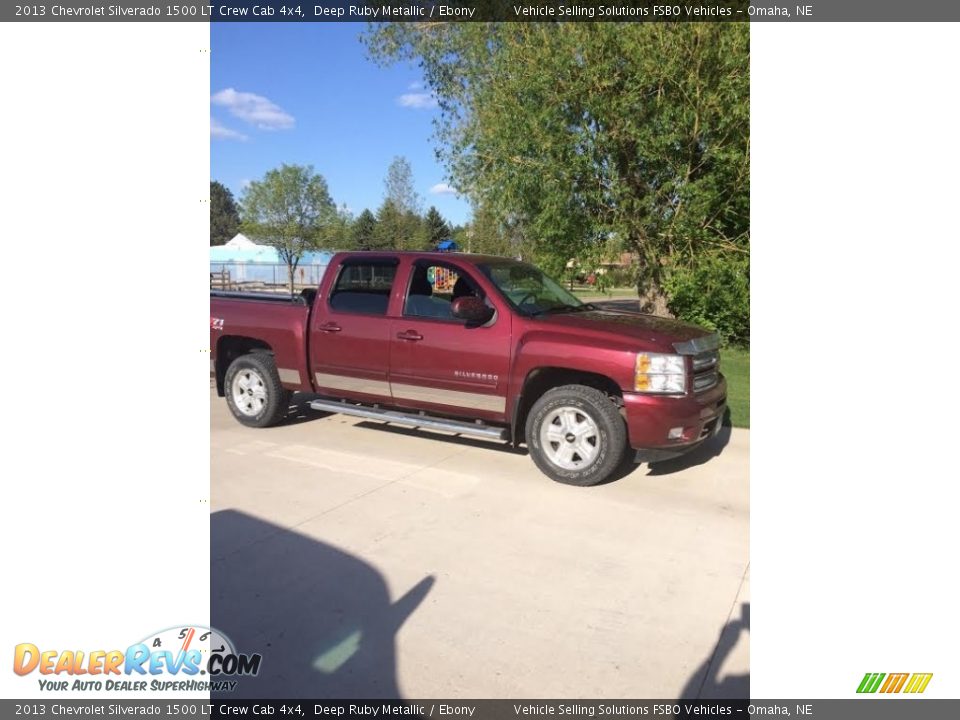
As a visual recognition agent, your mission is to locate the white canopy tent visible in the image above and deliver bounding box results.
[223,233,261,250]
[210,235,333,288]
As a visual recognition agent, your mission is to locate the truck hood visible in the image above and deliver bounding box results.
[535,308,716,353]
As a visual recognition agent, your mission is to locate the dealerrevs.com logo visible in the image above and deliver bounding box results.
[13,625,261,693]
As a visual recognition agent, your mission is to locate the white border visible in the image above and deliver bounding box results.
[0,21,210,698]
[752,22,960,697]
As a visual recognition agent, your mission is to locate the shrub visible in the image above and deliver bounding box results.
[664,254,749,345]
[605,267,635,287]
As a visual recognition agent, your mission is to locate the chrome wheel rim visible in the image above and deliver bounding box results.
[231,367,267,417]
[540,406,601,470]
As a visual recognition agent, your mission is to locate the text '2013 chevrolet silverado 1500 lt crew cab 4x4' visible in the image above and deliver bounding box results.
[210,252,726,486]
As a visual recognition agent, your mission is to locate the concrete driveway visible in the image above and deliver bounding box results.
[211,386,749,699]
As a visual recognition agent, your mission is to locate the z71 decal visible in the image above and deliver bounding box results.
[211,317,225,331]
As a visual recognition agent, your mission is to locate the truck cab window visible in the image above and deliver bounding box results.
[329,260,398,315]
[404,263,483,321]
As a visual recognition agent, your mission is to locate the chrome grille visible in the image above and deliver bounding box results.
[693,350,719,372]
[692,350,720,393]
[693,371,719,393]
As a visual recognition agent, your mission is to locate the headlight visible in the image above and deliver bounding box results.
[635,353,686,394]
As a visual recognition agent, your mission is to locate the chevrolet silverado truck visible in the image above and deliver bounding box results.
[210,252,726,486]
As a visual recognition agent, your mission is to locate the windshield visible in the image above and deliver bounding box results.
[477,260,586,316]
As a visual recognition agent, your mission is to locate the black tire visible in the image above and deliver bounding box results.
[525,384,628,486]
[223,353,292,428]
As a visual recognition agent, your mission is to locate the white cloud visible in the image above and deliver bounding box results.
[210,117,248,141]
[429,182,457,195]
[211,88,295,130]
[408,81,424,90]
[398,92,438,110]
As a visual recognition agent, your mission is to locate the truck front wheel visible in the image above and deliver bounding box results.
[224,353,291,428]
[525,384,628,486]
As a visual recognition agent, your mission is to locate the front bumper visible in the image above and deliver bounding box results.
[622,374,727,457]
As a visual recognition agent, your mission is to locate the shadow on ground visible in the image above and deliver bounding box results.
[211,509,434,698]
[280,392,333,426]
[646,423,732,477]
[276,393,732,483]
[354,420,527,455]
[678,602,750,702]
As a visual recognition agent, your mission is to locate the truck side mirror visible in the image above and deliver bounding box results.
[451,296,494,325]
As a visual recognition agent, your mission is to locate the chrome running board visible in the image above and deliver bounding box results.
[309,398,509,441]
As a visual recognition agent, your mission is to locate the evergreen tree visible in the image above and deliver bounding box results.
[210,180,240,245]
[352,209,378,250]
[424,206,451,249]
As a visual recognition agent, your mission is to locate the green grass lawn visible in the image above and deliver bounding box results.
[721,345,750,429]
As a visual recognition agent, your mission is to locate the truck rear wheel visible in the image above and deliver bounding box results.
[224,353,291,428]
[525,384,628,486]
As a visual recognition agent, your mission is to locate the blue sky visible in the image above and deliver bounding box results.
[211,23,471,226]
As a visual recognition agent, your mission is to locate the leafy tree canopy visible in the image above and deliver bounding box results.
[325,203,355,250]
[384,156,421,216]
[240,163,336,292]
[372,198,404,250]
[365,23,749,315]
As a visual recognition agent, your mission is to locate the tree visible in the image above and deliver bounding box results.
[406,210,430,251]
[379,156,425,250]
[352,209,378,250]
[372,199,404,250]
[324,204,355,250]
[210,180,239,245]
[467,204,507,256]
[424,206,451,249]
[365,24,749,320]
[466,203,531,259]
[384,156,421,216]
[240,164,335,294]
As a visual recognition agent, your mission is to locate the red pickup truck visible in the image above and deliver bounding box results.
[211,252,726,486]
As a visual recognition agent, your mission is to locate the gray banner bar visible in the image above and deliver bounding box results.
[2,700,959,719]
[5,0,960,23]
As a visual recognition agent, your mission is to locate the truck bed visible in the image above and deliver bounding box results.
[210,289,316,306]
[211,292,313,394]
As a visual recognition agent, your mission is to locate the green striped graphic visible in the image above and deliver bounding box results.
[857,672,886,693]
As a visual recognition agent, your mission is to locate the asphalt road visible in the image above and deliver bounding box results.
[211,386,749,699]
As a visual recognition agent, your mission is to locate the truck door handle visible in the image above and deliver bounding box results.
[396,330,423,341]
[318,322,342,333]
